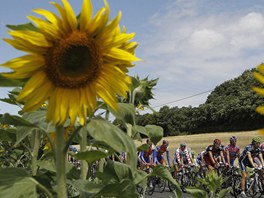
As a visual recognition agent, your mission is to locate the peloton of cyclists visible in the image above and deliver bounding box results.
[224,136,240,167]
[239,136,264,198]
[172,142,193,177]
[203,139,227,170]
[153,140,171,166]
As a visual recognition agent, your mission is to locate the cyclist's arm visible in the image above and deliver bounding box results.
[166,150,170,166]
[153,150,160,165]
[225,149,230,165]
[237,149,241,160]
[186,153,192,165]
[208,151,216,165]
[220,150,226,164]
[247,152,255,167]
[140,152,147,164]
[258,152,264,167]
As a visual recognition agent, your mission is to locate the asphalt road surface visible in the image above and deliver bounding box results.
[144,188,238,198]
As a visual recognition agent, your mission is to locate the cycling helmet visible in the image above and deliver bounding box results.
[252,136,261,144]
[163,140,169,146]
[230,136,237,142]
[180,143,186,147]
[213,139,221,145]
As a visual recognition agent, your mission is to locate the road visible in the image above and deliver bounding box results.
[144,187,238,198]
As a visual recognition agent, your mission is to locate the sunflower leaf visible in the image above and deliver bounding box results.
[0,74,24,87]
[86,119,137,170]
[6,23,39,31]
[73,150,109,165]
[110,103,135,125]
[0,168,38,198]
[145,124,163,145]
[0,129,16,142]
[0,113,36,127]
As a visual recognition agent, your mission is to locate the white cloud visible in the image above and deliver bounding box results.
[137,2,264,108]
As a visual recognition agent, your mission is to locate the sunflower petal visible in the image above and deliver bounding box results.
[33,8,64,34]
[62,0,77,31]
[22,81,53,112]
[106,48,140,62]
[1,55,44,70]
[50,2,71,33]
[9,30,52,47]
[27,15,61,40]
[17,71,47,101]
[80,0,93,31]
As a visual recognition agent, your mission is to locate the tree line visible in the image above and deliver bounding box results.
[135,69,264,136]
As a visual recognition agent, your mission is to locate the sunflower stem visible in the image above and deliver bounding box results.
[31,129,40,176]
[55,125,67,198]
[80,128,88,180]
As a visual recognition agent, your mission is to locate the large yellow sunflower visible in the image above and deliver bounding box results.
[1,0,139,125]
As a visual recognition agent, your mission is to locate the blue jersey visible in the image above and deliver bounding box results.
[241,144,261,159]
[153,145,170,165]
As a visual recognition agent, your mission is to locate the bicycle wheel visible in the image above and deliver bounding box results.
[230,175,241,197]
[136,184,144,196]
[181,173,189,193]
[147,176,156,195]
[157,178,166,193]
[245,177,257,197]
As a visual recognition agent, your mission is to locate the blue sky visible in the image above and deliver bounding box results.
[1,0,264,115]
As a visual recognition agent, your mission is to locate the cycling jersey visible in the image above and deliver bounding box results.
[153,145,170,165]
[173,147,192,165]
[203,144,224,167]
[204,144,224,158]
[139,146,153,164]
[196,150,206,165]
[260,143,264,154]
[239,144,262,171]
[224,144,240,166]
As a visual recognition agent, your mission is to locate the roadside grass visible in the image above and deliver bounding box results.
[136,130,262,162]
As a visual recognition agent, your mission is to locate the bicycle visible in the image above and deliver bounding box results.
[245,167,264,198]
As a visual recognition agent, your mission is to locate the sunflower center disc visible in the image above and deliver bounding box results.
[45,32,102,88]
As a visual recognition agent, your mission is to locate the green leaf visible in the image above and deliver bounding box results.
[74,150,109,165]
[110,103,135,125]
[0,113,35,127]
[145,125,163,145]
[0,74,24,87]
[0,129,16,142]
[133,169,148,190]
[37,158,56,173]
[137,144,149,152]
[86,119,137,170]
[77,180,103,194]
[0,98,18,106]
[94,179,138,198]
[6,23,38,31]
[22,110,55,132]
[133,125,148,136]
[185,187,208,198]
[151,165,182,198]
[218,187,232,198]
[87,141,115,154]
[0,168,37,198]
[14,126,34,147]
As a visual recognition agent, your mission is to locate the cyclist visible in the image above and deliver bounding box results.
[172,143,193,177]
[224,136,240,167]
[196,150,207,177]
[153,140,171,167]
[138,139,154,170]
[239,137,264,198]
[203,139,226,170]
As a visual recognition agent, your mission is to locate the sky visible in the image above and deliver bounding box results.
[1,0,264,115]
